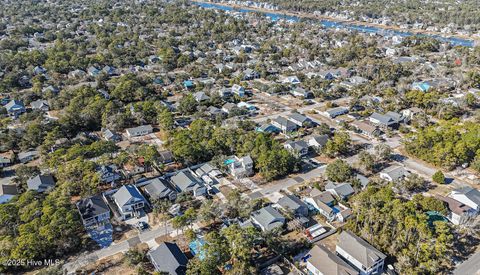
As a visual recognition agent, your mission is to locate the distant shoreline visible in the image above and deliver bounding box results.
[192,0,478,46]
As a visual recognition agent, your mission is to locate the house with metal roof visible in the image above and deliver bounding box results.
[76,195,110,227]
[306,245,358,275]
[277,194,308,217]
[251,206,286,232]
[125,125,153,138]
[336,231,386,275]
[325,182,355,200]
[27,174,56,193]
[5,99,26,117]
[0,184,18,204]
[148,242,188,275]
[170,170,206,197]
[379,165,409,182]
[112,184,147,220]
[143,177,177,201]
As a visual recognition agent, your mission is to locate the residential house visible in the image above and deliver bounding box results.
[412,81,431,92]
[277,194,309,217]
[102,128,122,142]
[437,195,477,225]
[170,170,207,197]
[194,163,222,184]
[306,245,359,275]
[193,92,210,102]
[323,107,349,118]
[227,155,254,179]
[231,84,246,97]
[18,150,39,163]
[350,121,380,138]
[369,112,402,129]
[242,68,259,80]
[379,165,409,182]
[284,140,309,157]
[336,231,386,275]
[159,150,174,164]
[271,116,299,134]
[308,135,329,151]
[30,99,50,111]
[287,113,313,128]
[251,206,286,232]
[112,184,148,220]
[0,151,14,167]
[5,100,26,117]
[27,174,56,193]
[126,125,153,138]
[87,66,101,77]
[143,177,177,201]
[76,195,110,228]
[148,242,188,275]
[291,87,313,99]
[97,165,121,183]
[283,75,301,85]
[305,192,336,221]
[325,182,355,200]
[221,102,237,114]
[0,184,18,204]
[449,186,480,212]
[183,80,194,89]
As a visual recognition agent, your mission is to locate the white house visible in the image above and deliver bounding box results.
[307,245,358,275]
[379,165,409,182]
[336,231,386,275]
[449,186,480,212]
[125,125,153,138]
[112,185,147,220]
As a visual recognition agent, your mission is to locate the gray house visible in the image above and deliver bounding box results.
[325,182,355,200]
[143,177,177,201]
[18,150,39,163]
[126,125,153,138]
[323,107,348,118]
[379,165,409,182]
[277,194,309,217]
[170,170,206,197]
[251,206,286,232]
[287,113,313,127]
[306,245,358,275]
[76,195,110,228]
[271,116,299,133]
[112,185,147,220]
[336,231,386,275]
[30,99,50,112]
[148,242,188,275]
[27,174,56,193]
[284,140,309,157]
[5,100,26,118]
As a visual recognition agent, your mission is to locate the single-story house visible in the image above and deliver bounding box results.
[251,206,286,232]
[148,242,188,275]
[5,100,26,117]
[323,107,349,118]
[126,125,153,138]
[379,165,409,182]
[27,174,56,193]
[0,184,18,204]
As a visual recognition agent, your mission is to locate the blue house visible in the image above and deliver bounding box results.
[183,80,194,89]
[412,81,431,92]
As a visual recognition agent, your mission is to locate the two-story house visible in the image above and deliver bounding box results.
[112,185,148,220]
[76,195,110,228]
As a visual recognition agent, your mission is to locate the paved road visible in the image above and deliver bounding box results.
[260,165,327,196]
[454,251,480,275]
[64,224,173,274]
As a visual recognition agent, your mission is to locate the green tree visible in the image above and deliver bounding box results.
[432,171,445,184]
[325,159,353,182]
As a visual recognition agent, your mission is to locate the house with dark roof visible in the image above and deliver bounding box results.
[336,231,386,275]
[76,195,110,227]
[287,113,313,127]
[170,170,206,197]
[305,192,336,221]
[308,135,329,151]
[143,177,177,201]
[0,184,18,204]
[369,112,403,129]
[112,185,147,220]
[307,245,358,275]
[449,186,480,213]
[27,174,56,193]
[0,150,14,167]
[102,128,121,142]
[18,150,39,163]
[350,121,380,138]
[271,116,299,134]
[284,140,309,157]
[5,100,26,117]
[30,99,50,112]
[148,242,188,275]
[159,150,174,164]
[277,194,308,217]
[251,206,286,232]
[436,195,477,225]
[97,164,121,183]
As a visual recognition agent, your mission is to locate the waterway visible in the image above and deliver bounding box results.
[194,2,475,47]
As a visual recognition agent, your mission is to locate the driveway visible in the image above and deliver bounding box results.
[64,223,173,274]
[454,251,480,275]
